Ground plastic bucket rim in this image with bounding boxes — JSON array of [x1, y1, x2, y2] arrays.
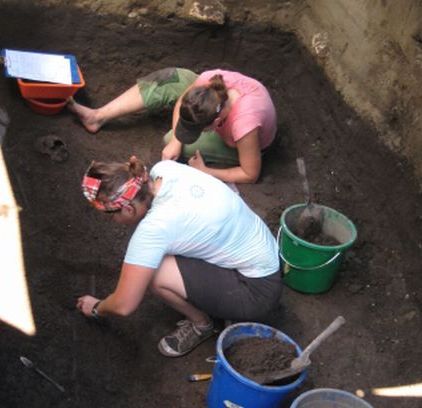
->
[[280, 203, 357, 252], [290, 387, 374, 407], [216, 322, 307, 393], [26, 97, 68, 115], [27, 98, 68, 107]]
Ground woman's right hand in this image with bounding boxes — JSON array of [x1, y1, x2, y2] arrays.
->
[[77, 295, 101, 318], [162, 138, 182, 161]]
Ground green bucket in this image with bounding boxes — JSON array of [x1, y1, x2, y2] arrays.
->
[[278, 204, 357, 294]]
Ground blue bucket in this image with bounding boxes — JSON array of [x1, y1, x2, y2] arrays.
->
[[290, 388, 374, 407], [207, 322, 307, 408]]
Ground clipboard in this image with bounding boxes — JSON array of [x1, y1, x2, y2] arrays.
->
[[1, 48, 81, 84]]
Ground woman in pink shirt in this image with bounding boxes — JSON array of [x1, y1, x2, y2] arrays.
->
[[68, 68, 277, 183]]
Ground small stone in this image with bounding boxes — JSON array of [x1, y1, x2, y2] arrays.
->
[[402, 310, 417, 321], [128, 11, 138, 18], [188, 0, 226, 25], [311, 32, 329, 57], [348, 283, 363, 294], [356, 389, 365, 398]]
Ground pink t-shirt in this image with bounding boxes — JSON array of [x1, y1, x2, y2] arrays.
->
[[194, 69, 277, 149]]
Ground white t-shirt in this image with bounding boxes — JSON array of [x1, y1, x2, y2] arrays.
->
[[124, 161, 279, 278]]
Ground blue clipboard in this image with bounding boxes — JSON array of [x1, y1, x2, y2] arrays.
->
[[1, 48, 81, 84]]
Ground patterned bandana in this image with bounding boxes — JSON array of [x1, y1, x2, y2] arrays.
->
[[82, 174, 144, 212]]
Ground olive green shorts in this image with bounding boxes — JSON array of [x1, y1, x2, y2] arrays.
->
[[163, 129, 239, 166], [138, 67, 239, 166], [137, 67, 198, 112]]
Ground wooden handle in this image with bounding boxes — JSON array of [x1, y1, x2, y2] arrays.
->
[[300, 316, 346, 359], [296, 157, 311, 204]]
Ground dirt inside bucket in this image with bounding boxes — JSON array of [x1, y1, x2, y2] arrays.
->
[[224, 337, 298, 385], [303, 231, 340, 246], [293, 222, 340, 246]]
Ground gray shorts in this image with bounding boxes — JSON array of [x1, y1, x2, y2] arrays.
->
[[176, 256, 282, 321]]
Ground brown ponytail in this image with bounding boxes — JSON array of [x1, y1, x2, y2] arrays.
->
[[208, 74, 228, 106], [126, 155, 147, 178], [87, 156, 148, 202], [180, 74, 228, 126]]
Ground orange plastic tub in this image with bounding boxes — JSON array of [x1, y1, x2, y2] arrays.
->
[[26, 98, 68, 115], [17, 66, 85, 100]]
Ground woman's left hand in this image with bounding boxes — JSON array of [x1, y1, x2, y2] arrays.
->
[[76, 295, 100, 317], [188, 150, 207, 172]]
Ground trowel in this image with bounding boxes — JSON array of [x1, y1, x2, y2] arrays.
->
[[255, 316, 346, 385], [295, 157, 324, 239], [20, 356, 65, 392]]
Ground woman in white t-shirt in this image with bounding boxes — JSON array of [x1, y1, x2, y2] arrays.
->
[[76, 156, 281, 357]]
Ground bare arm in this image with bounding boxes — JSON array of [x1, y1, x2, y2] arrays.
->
[[189, 128, 262, 184], [77, 263, 155, 317], [162, 83, 197, 160], [171, 82, 197, 133]]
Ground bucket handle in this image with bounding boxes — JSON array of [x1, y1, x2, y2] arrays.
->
[[279, 250, 342, 271], [205, 355, 217, 364], [277, 226, 342, 271]]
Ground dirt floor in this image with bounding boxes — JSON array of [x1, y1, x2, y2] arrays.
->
[[1, 1, 421, 407]]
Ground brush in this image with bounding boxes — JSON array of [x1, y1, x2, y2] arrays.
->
[[187, 373, 212, 382]]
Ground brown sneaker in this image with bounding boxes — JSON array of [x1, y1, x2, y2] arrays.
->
[[158, 320, 215, 357]]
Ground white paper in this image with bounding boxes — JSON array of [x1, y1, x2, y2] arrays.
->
[[5, 49, 72, 85]]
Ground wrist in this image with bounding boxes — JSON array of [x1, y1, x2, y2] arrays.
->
[[91, 300, 102, 319]]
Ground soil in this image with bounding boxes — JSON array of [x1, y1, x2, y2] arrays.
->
[[1, 1, 421, 408], [299, 228, 340, 247], [224, 337, 297, 384]]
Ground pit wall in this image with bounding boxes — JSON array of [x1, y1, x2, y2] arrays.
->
[[222, 0, 422, 186], [293, 0, 422, 187]]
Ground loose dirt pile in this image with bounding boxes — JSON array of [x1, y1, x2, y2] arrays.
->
[[224, 337, 297, 384]]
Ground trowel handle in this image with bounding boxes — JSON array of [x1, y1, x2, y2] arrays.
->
[[34, 367, 65, 392], [301, 316, 346, 359], [296, 157, 311, 204]]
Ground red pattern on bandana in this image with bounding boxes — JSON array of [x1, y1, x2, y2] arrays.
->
[[82, 175, 143, 212], [82, 176, 101, 202]]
